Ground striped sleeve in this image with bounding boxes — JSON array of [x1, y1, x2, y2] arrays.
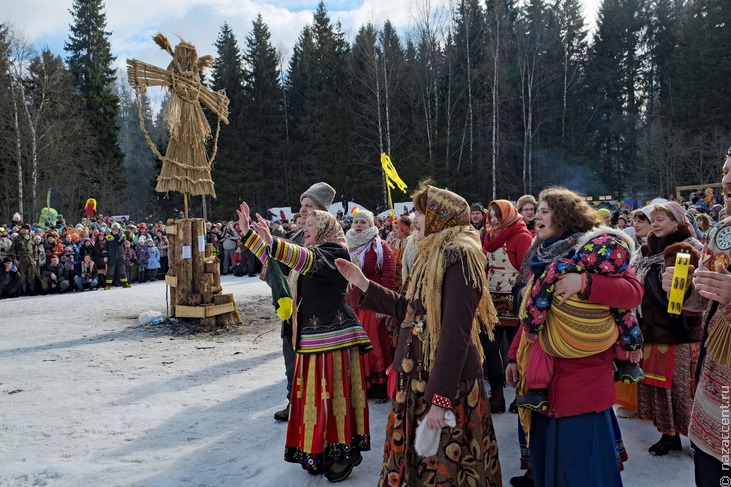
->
[[242, 230, 269, 264], [270, 237, 315, 275]]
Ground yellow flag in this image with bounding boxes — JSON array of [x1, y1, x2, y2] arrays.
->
[[381, 153, 407, 194]]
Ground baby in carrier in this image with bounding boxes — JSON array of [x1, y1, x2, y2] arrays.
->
[[517, 232, 644, 411]]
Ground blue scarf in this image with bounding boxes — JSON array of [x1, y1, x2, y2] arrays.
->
[[529, 233, 579, 278]]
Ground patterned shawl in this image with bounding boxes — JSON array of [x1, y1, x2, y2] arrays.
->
[[406, 186, 498, 372]]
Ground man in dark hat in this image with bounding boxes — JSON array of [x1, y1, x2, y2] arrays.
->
[[0, 257, 22, 298], [9, 224, 36, 295]]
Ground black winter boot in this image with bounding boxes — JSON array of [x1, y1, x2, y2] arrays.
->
[[488, 374, 506, 414], [649, 434, 682, 456]]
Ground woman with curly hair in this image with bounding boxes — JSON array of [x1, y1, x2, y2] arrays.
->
[[335, 182, 503, 486], [505, 186, 644, 487]]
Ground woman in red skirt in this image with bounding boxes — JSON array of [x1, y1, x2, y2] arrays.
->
[[346, 209, 396, 401], [238, 203, 372, 482]]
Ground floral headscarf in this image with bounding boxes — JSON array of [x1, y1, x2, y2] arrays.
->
[[408, 186, 498, 371], [423, 186, 470, 236], [308, 210, 346, 248]]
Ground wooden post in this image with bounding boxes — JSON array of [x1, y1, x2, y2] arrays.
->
[[191, 219, 205, 295], [183, 193, 189, 219], [164, 217, 241, 327], [176, 219, 193, 307], [200, 273, 214, 304], [167, 219, 179, 317]]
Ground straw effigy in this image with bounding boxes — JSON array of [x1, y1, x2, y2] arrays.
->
[[127, 33, 229, 198]]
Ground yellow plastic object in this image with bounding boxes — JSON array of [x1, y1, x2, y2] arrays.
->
[[276, 296, 293, 321], [667, 252, 691, 315]]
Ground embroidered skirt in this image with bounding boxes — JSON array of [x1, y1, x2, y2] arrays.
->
[[378, 378, 502, 487], [637, 341, 700, 436], [284, 348, 371, 473]]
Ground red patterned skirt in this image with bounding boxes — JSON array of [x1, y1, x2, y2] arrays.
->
[[285, 348, 371, 473], [357, 308, 393, 393]]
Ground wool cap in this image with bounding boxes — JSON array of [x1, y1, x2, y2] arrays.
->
[[597, 208, 611, 219], [353, 209, 375, 227], [516, 194, 537, 211], [470, 202, 485, 213], [300, 182, 335, 211]]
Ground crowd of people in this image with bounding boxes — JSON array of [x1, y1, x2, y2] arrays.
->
[[232, 172, 730, 486], [3, 165, 730, 486]]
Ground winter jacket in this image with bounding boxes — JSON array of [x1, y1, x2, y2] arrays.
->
[[637, 230, 704, 344], [146, 246, 161, 269], [10, 234, 35, 265], [0, 237, 12, 261], [79, 242, 94, 260], [43, 241, 64, 260], [508, 269, 644, 418], [134, 243, 149, 267], [91, 238, 106, 268], [60, 254, 75, 272], [221, 228, 239, 251], [104, 232, 126, 262], [41, 261, 67, 282], [483, 218, 533, 272], [0, 264, 22, 295], [154, 235, 169, 258], [77, 260, 98, 282]]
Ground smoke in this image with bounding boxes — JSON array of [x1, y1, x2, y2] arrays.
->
[[532, 148, 611, 197]]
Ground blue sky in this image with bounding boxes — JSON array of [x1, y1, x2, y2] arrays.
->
[[4, 1, 427, 72], [3, 0, 601, 100]]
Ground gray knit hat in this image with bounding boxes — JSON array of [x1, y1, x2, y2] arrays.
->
[[300, 182, 336, 211], [353, 209, 375, 227]]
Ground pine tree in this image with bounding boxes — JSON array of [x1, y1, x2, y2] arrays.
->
[[671, 0, 731, 134], [64, 0, 124, 211], [585, 0, 648, 196], [286, 2, 351, 206], [242, 14, 285, 213], [209, 22, 246, 219]]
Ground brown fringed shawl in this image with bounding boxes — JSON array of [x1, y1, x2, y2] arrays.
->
[[405, 186, 498, 372]]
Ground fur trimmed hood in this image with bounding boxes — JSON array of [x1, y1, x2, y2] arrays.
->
[[573, 225, 636, 256]]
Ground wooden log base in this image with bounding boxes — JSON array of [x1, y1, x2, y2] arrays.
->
[[175, 302, 235, 318], [163, 218, 242, 327]]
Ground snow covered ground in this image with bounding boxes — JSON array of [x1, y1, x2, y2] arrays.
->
[[0, 276, 695, 486]]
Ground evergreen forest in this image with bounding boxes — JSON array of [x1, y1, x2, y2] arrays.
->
[[1, 0, 729, 222]]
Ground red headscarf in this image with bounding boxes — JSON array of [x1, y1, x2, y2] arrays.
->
[[396, 217, 412, 236], [487, 200, 521, 237]]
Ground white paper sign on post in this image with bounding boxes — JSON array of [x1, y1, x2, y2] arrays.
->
[[198, 235, 206, 253], [182, 246, 192, 259]]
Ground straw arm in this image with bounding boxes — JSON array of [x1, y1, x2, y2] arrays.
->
[[126, 59, 173, 90], [199, 88, 229, 124]]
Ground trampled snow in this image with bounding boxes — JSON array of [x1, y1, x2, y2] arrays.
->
[[0, 276, 695, 486]]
